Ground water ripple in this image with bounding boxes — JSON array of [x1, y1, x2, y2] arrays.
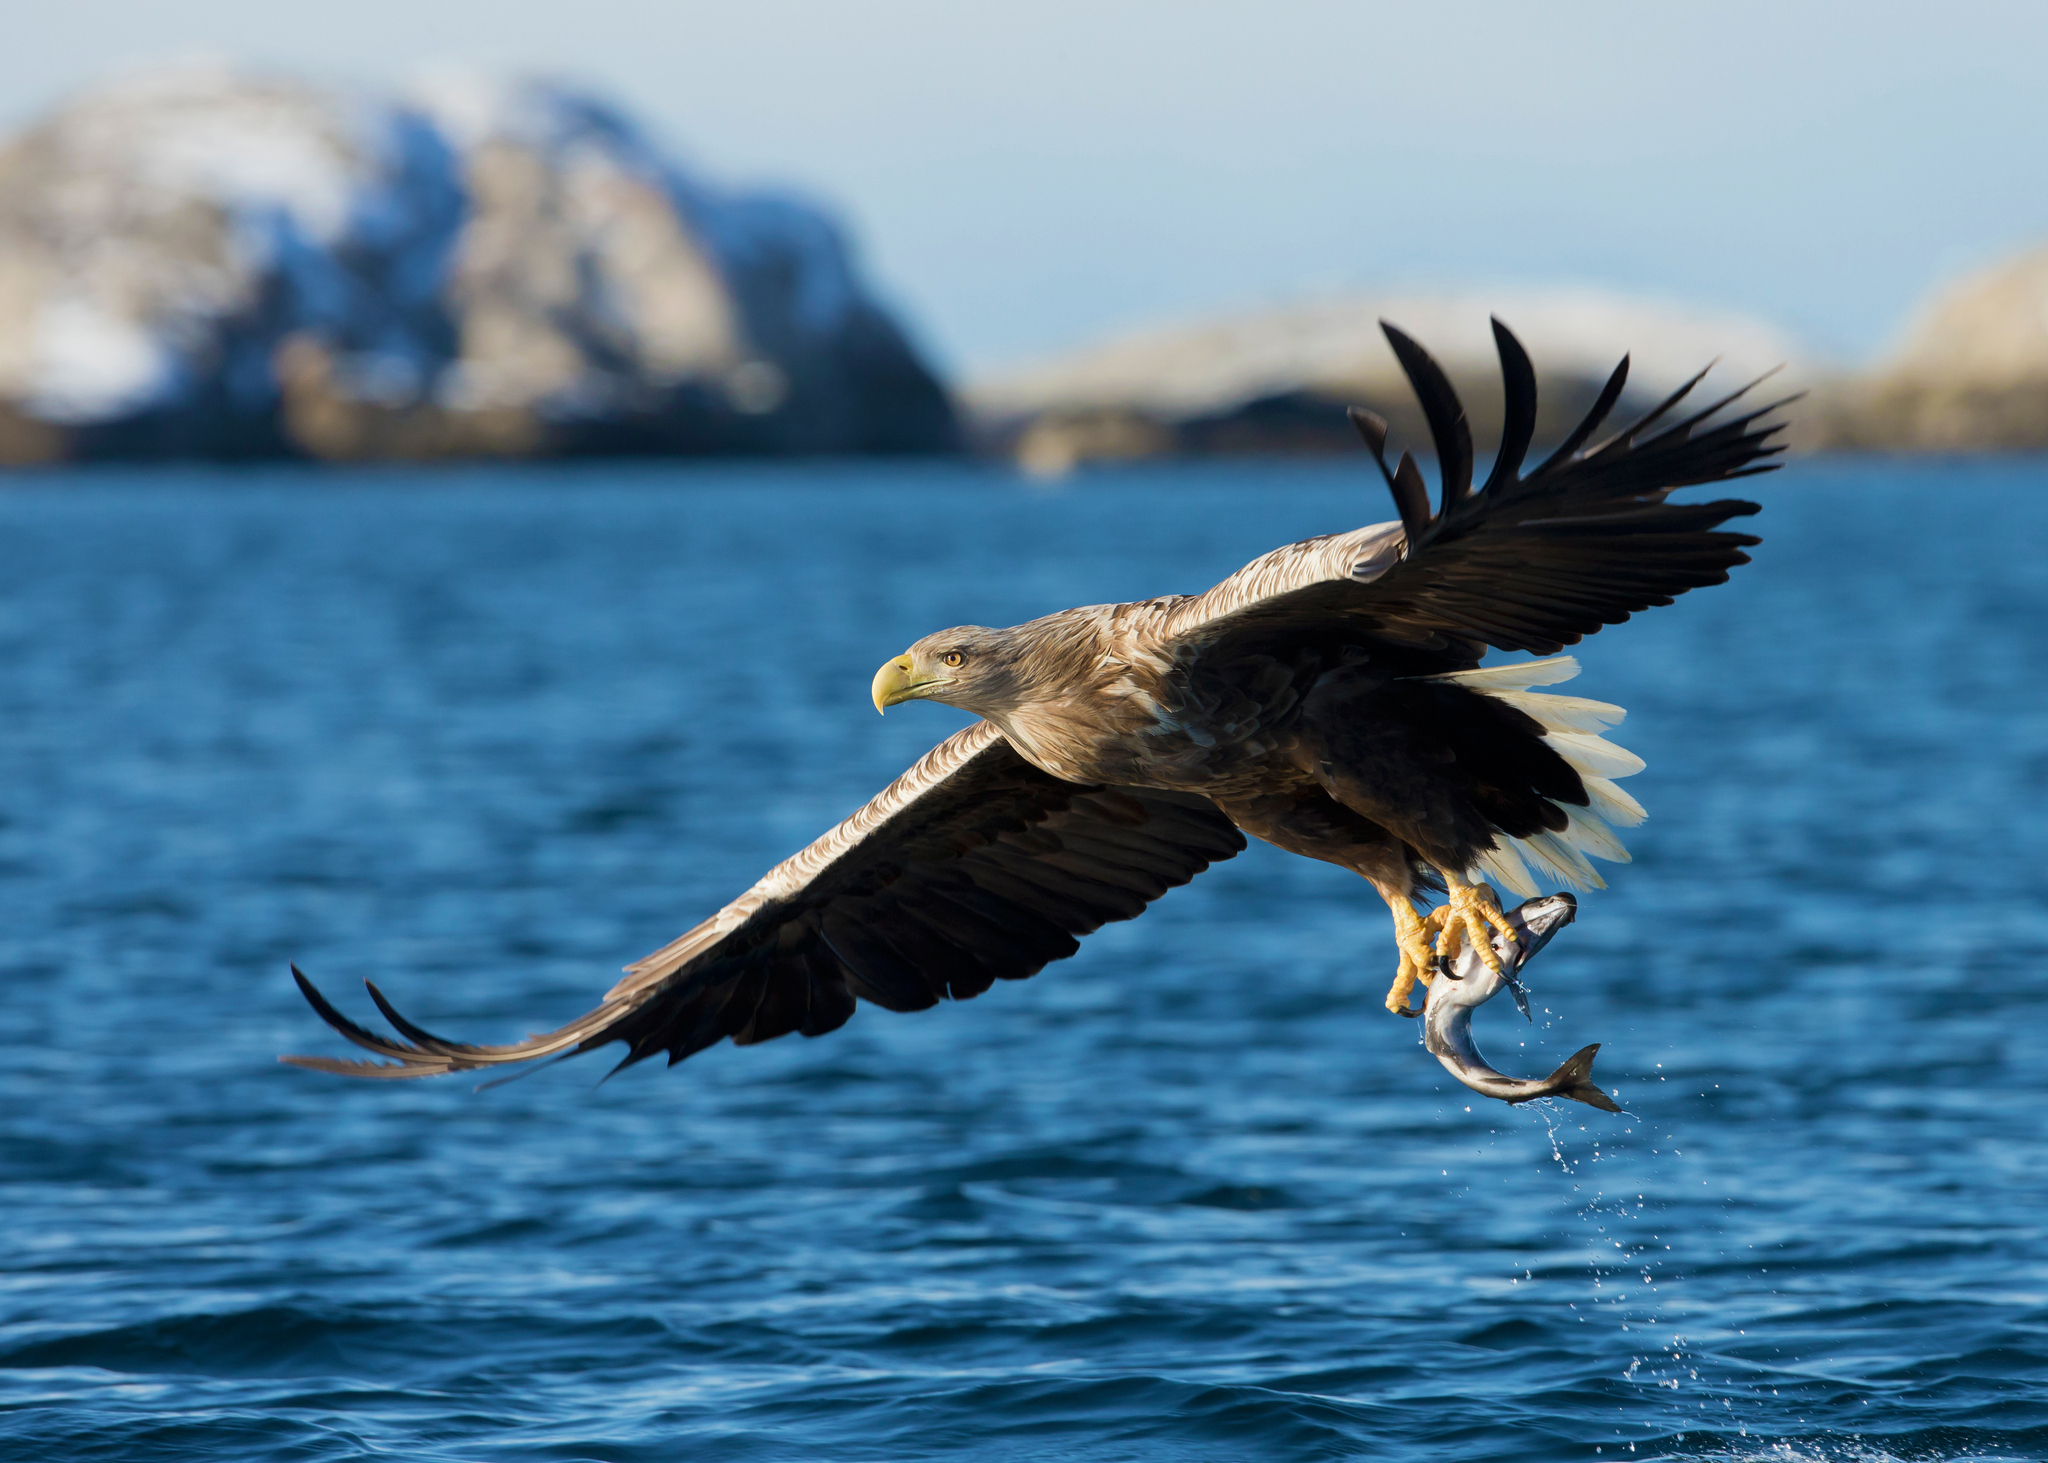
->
[[2, 459, 2046, 1459]]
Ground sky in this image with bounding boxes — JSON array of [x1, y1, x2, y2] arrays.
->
[[3, 0, 2045, 376]]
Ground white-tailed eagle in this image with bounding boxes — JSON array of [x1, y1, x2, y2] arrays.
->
[[286, 320, 1782, 1079]]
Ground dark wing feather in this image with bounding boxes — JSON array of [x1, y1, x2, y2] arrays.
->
[[1161, 319, 1785, 669], [1381, 321, 1474, 510], [1480, 317, 1538, 494], [1529, 353, 1632, 477], [1349, 407, 1432, 543], [282, 721, 1244, 1080]]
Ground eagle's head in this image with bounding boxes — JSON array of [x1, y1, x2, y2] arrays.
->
[[871, 625, 1034, 718]]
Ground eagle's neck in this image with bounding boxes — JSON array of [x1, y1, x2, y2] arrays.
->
[[977, 607, 1167, 785]]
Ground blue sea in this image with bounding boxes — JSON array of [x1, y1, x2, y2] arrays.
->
[[1, 457, 2045, 1462]]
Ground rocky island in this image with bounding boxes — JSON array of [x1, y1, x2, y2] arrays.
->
[[1799, 246, 2048, 452], [5, 66, 2044, 467], [0, 68, 956, 464], [965, 291, 1811, 475]]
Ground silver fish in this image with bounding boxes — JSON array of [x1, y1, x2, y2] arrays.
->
[[1418, 891, 1621, 1113]]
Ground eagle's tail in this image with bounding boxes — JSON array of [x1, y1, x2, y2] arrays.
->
[[1429, 657, 1642, 899]]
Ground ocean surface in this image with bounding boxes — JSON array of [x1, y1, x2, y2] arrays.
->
[[1, 456, 2045, 1462]]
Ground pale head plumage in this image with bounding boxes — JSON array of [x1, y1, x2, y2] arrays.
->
[[872, 625, 1027, 717], [872, 614, 1108, 720]]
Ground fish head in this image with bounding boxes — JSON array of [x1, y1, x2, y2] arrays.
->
[[1509, 893, 1577, 960], [1498, 892, 1576, 1020], [1433, 892, 1576, 1018]]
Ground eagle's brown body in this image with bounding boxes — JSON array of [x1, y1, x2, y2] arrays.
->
[[286, 321, 1784, 1080], [924, 589, 1585, 907]]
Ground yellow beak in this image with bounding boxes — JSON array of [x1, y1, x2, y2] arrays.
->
[[871, 654, 920, 714]]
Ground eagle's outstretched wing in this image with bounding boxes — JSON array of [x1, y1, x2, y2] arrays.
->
[[1159, 318, 1784, 670], [284, 721, 1244, 1079]]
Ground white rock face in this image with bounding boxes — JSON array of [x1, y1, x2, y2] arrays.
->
[[0, 67, 954, 460], [1882, 247, 2048, 387], [1797, 247, 2048, 451]]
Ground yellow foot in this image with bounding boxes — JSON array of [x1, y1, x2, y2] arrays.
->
[[1383, 903, 1441, 1017], [1441, 879, 1518, 976]]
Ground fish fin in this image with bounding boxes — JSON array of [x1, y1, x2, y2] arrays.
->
[[1528, 1043, 1622, 1113], [1502, 967, 1532, 1021]]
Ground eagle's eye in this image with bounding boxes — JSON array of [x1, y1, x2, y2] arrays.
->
[[942, 651, 966, 668]]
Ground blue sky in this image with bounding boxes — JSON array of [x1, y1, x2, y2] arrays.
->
[[5, 0, 2045, 374]]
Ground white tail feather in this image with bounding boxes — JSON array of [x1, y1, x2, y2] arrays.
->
[[1515, 830, 1607, 890], [1502, 835, 1576, 890], [1543, 731, 1646, 780], [1488, 690, 1626, 733], [1428, 655, 1580, 692], [1581, 775, 1646, 828], [1469, 840, 1540, 899], [1431, 658, 1649, 899], [1560, 803, 1633, 863]]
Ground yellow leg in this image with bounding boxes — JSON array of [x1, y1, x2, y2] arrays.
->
[[1439, 869, 1518, 976], [1382, 901, 1441, 1017], [1416, 904, 1449, 977]]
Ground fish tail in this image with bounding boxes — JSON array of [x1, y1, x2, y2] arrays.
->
[[1542, 1043, 1622, 1113]]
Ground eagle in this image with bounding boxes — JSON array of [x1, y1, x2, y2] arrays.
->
[[286, 320, 1783, 1080]]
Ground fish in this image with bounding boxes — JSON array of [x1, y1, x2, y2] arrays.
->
[[1416, 891, 1622, 1112]]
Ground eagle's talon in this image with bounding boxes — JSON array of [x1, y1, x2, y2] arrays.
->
[[1385, 961, 1428, 1015], [1443, 879, 1515, 977], [1434, 905, 1464, 966]]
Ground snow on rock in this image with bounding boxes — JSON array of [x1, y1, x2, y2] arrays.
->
[[0, 66, 954, 462]]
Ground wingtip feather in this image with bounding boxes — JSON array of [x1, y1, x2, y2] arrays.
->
[[364, 980, 477, 1055], [1353, 405, 1431, 541], [1482, 318, 1539, 494], [1381, 319, 1475, 509]]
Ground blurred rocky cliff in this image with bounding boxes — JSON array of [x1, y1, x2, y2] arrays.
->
[[965, 292, 1811, 476], [1798, 247, 2048, 452], [0, 69, 956, 464], [969, 259, 2048, 471]]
